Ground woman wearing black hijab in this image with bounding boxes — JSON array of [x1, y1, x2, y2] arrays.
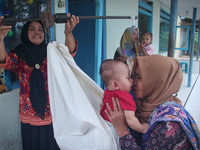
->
[[0, 14, 79, 150]]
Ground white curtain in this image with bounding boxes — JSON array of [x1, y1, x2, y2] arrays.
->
[[47, 41, 117, 150]]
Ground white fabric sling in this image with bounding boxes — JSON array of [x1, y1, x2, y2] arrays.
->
[[47, 41, 117, 150]]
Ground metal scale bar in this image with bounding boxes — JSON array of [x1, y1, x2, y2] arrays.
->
[[2, 13, 137, 26]]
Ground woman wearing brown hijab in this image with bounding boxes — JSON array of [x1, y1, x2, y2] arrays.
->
[[105, 55, 200, 149]]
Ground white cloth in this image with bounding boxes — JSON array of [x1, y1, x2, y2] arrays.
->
[[106, 121, 121, 150], [47, 41, 117, 150]]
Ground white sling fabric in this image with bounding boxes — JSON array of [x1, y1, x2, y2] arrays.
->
[[47, 41, 117, 150]]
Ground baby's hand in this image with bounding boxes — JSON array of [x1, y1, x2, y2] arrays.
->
[[142, 123, 149, 134], [141, 42, 146, 48], [136, 41, 143, 49], [136, 41, 141, 46]]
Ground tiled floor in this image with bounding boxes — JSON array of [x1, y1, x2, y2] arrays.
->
[[184, 75, 200, 128], [176, 58, 200, 129]]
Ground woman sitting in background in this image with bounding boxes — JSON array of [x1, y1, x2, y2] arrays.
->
[[114, 26, 140, 73]]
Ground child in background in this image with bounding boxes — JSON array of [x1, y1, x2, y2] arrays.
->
[[140, 31, 154, 55], [100, 59, 149, 149]]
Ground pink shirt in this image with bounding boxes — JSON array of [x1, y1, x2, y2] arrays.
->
[[144, 44, 154, 55]]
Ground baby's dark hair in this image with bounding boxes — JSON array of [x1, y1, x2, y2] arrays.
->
[[100, 59, 120, 87], [141, 31, 152, 39]]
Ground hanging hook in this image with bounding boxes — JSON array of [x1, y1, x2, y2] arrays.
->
[[131, 14, 136, 27]]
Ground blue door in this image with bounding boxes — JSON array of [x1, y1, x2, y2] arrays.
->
[[69, 0, 105, 85]]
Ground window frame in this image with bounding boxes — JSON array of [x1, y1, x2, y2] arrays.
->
[[175, 25, 190, 50]]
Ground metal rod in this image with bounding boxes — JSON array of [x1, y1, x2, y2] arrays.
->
[[2, 13, 137, 26], [78, 16, 133, 19], [13, 16, 135, 21], [2, 17, 41, 26], [12, 18, 41, 22]]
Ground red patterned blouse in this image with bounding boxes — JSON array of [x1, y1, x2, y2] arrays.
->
[[0, 47, 76, 126]]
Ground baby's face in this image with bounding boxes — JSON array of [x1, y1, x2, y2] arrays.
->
[[141, 34, 152, 46], [117, 63, 133, 93]]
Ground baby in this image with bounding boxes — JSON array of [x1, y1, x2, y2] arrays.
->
[[100, 59, 149, 148], [140, 31, 154, 55]]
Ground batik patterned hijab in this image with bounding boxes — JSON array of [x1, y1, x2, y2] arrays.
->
[[119, 27, 139, 57], [114, 27, 140, 73], [134, 55, 183, 123]]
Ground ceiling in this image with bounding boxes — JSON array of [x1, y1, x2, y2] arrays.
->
[[159, 0, 200, 20]]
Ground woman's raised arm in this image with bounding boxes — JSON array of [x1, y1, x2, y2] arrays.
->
[[0, 16, 12, 63]]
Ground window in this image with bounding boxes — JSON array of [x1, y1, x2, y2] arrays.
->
[[175, 26, 190, 50], [160, 22, 169, 51], [159, 8, 170, 52], [138, 0, 152, 36]]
